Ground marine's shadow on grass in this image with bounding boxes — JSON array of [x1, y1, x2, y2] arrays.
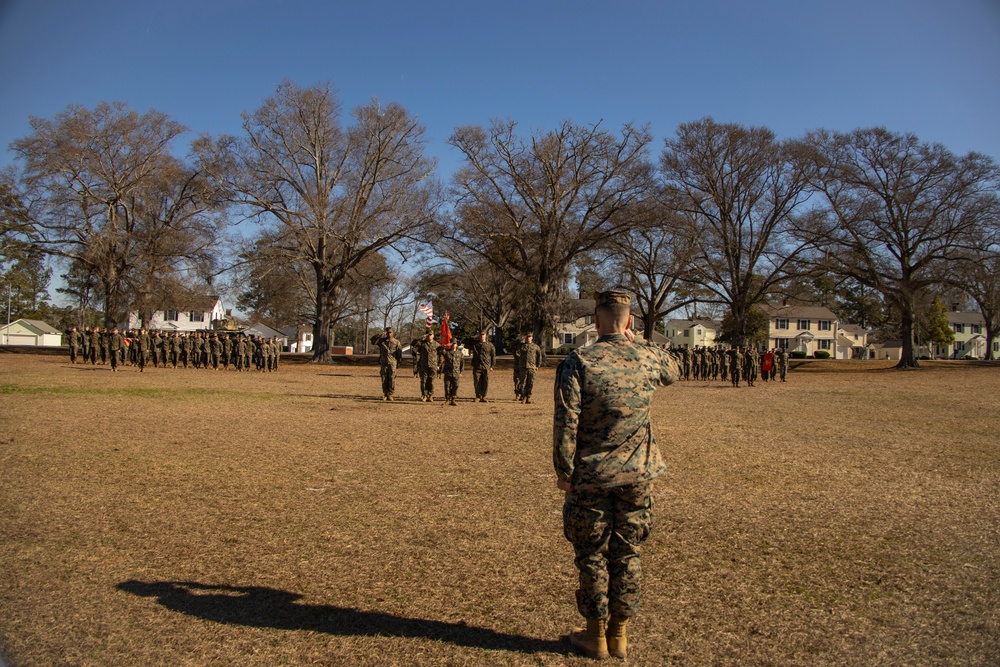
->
[[117, 580, 566, 655]]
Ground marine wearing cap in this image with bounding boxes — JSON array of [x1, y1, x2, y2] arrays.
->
[[594, 290, 632, 306]]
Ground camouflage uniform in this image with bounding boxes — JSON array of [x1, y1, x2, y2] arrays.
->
[[136, 331, 150, 372], [520, 339, 542, 403], [373, 330, 404, 400], [208, 335, 221, 369], [745, 348, 759, 386], [411, 336, 441, 401], [67, 328, 80, 363], [88, 328, 101, 365], [107, 329, 123, 371], [465, 333, 496, 402], [437, 344, 465, 404], [727, 347, 742, 387], [776, 348, 789, 382], [554, 291, 679, 625]]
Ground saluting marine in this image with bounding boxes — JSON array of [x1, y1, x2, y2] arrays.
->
[[553, 290, 680, 659]]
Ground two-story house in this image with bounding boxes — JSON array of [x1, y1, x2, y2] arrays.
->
[[125, 296, 227, 332], [763, 304, 860, 358], [937, 311, 990, 359], [664, 319, 720, 349]]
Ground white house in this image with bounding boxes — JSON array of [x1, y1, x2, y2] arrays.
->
[[282, 324, 314, 353], [664, 319, 721, 349], [937, 311, 991, 359], [0, 319, 63, 347], [836, 323, 870, 360], [550, 298, 598, 351], [125, 296, 227, 332], [763, 304, 868, 359]]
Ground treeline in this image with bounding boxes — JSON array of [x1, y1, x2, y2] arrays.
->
[[2, 80, 999, 366]]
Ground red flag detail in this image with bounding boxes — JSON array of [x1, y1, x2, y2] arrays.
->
[[439, 313, 452, 347]]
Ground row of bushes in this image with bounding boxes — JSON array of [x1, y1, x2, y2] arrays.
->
[[790, 350, 831, 359]]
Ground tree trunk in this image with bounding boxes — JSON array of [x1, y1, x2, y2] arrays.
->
[[896, 306, 920, 368], [311, 293, 333, 363]]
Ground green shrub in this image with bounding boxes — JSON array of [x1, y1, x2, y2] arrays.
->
[[790, 351, 808, 359], [814, 350, 831, 359]]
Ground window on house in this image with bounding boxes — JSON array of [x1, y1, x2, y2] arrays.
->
[[955, 342, 965, 352], [819, 320, 831, 331], [164, 310, 179, 321], [994, 342, 999, 353], [971, 324, 982, 334], [189, 311, 205, 322], [584, 315, 593, 325], [953, 323, 964, 334], [797, 319, 811, 330], [776, 319, 789, 330], [695, 329, 702, 336], [562, 333, 576, 345], [776, 338, 789, 349], [683, 330, 690, 337], [818, 339, 832, 350]]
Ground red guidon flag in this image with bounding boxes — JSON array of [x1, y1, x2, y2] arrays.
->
[[439, 313, 452, 347]]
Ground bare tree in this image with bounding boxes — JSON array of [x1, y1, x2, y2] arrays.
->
[[11, 102, 225, 327], [447, 119, 654, 345], [660, 118, 816, 347], [607, 197, 699, 339], [203, 81, 439, 361], [804, 127, 1000, 367]]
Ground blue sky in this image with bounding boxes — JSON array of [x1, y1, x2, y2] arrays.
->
[[2, 0, 999, 182]]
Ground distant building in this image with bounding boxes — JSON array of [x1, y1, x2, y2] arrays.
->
[[125, 296, 227, 332], [936, 311, 991, 359], [282, 324, 314, 353], [0, 318, 63, 347], [762, 304, 868, 359], [242, 322, 287, 348], [549, 298, 598, 351], [663, 319, 721, 349]]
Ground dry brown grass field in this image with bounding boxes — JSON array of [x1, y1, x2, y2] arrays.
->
[[0, 352, 998, 667]]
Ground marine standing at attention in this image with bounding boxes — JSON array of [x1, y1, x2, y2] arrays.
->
[[437, 342, 465, 406], [465, 330, 496, 402], [411, 332, 441, 402], [519, 334, 542, 404], [553, 290, 679, 660], [372, 327, 404, 401]]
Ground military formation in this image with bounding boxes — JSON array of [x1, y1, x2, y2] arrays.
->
[[65, 326, 282, 372], [672, 343, 789, 386]]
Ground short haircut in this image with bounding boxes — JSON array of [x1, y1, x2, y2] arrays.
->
[[595, 302, 631, 325]]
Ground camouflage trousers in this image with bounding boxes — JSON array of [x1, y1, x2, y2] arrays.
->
[[563, 481, 653, 620], [472, 367, 490, 398], [380, 364, 397, 396], [442, 373, 460, 400], [522, 369, 537, 398], [418, 369, 436, 397]]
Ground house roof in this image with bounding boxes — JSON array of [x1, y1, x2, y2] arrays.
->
[[665, 318, 720, 330], [840, 323, 867, 336], [243, 322, 284, 339], [947, 311, 985, 325], [762, 304, 839, 320], [0, 318, 61, 335]]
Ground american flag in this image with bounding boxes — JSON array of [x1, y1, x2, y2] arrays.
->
[[419, 301, 433, 330]]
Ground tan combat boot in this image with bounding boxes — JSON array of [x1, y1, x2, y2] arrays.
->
[[606, 616, 628, 659], [569, 618, 609, 660]]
